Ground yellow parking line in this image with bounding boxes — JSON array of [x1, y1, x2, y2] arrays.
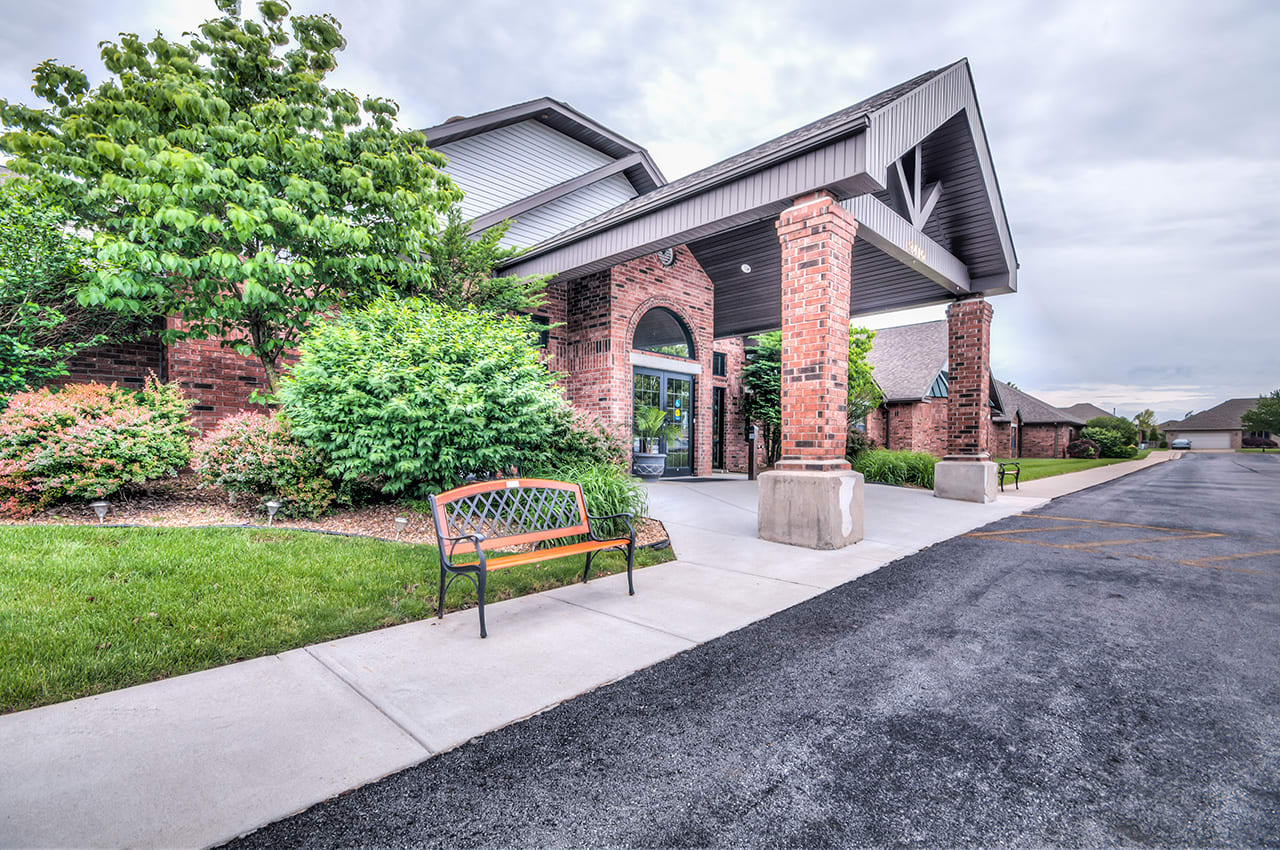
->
[[1059, 533, 1222, 549], [1180, 549, 1280, 569], [966, 526, 1082, 537], [1023, 514, 1212, 534]]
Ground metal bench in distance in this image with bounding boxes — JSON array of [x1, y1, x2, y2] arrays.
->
[[997, 461, 1020, 492], [427, 478, 637, 638]]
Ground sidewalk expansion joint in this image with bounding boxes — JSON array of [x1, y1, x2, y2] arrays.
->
[[544, 595, 701, 645], [302, 646, 435, 755], [673, 557, 832, 589]]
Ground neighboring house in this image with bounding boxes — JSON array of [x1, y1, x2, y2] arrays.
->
[[1062, 402, 1111, 422], [55, 58, 1020, 478], [990, 381, 1085, 459], [1163, 398, 1265, 450], [863, 322, 1082, 458]]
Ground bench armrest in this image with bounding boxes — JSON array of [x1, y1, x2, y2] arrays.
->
[[586, 512, 636, 543], [440, 533, 486, 566]]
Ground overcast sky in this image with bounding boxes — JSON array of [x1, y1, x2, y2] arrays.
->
[[2, 0, 1277, 422]]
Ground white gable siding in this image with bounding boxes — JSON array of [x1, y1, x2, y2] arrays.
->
[[436, 120, 617, 219], [500, 174, 637, 249]]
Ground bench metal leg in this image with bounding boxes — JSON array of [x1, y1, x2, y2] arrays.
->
[[582, 551, 596, 583], [626, 542, 635, 596], [437, 565, 447, 620], [476, 569, 487, 639]]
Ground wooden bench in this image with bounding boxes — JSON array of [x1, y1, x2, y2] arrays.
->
[[427, 478, 636, 638], [997, 461, 1020, 492]]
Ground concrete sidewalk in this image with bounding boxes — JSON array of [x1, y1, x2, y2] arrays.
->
[[2, 479, 1058, 849], [1008, 449, 1177, 499]]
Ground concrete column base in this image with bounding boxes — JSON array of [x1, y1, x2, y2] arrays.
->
[[758, 469, 865, 549], [933, 459, 998, 503]]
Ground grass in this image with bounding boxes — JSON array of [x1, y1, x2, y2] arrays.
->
[[1238, 448, 1277, 453], [994, 449, 1152, 483], [0, 526, 672, 714]]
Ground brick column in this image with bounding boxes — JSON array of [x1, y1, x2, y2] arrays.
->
[[945, 296, 994, 458], [773, 190, 857, 472], [758, 190, 864, 549]]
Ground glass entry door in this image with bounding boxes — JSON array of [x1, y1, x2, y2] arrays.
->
[[633, 368, 693, 477]]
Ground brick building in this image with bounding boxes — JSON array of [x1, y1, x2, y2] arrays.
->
[[58, 58, 1020, 541]]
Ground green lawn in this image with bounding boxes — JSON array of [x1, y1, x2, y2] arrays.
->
[[1238, 448, 1278, 453], [994, 449, 1152, 483], [0, 526, 671, 714]]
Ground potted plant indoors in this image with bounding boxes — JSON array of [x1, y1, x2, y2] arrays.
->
[[633, 405, 680, 481]]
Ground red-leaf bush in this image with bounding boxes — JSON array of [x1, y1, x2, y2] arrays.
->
[[193, 412, 335, 518], [0, 378, 192, 517], [1243, 435, 1277, 449], [1067, 438, 1101, 459]]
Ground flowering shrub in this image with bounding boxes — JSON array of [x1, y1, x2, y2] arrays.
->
[[193, 412, 335, 518], [0, 378, 192, 517]]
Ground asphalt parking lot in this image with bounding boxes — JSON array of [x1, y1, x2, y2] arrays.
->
[[229, 453, 1279, 848]]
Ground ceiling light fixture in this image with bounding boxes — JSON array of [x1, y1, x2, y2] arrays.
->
[[740, 263, 752, 273]]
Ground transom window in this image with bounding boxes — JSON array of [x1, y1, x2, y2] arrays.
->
[[633, 307, 694, 359]]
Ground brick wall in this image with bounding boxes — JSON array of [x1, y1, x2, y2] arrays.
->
[[774, 190, 856, 471], [865, 406, 887, 447], [59, 331, 166, 389], [992, 421, 1013, 458], [946, 297, 994, 457], [165, 337, 271, 432], [1021, 424, 1076, 458]]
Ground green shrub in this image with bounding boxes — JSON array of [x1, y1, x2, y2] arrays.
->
[[846, 429, 876, 460], [1159, 439, 1169, 449], [193, 412, 336, 518], [1084, 415, 1139, 446], [524, 413, 627, 471], [852, 449, 937, 488], [280, 299, 570, 497], [1067, 438, 1100, 459], [1081, 427, 1137, 459], [0, 378, 192, 517], [525, 460, 648, 540]]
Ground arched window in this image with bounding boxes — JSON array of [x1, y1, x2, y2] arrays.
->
[[633, 307, 694, 359]]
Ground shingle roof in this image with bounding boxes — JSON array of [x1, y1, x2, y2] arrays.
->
[[865, 320, 949, 402], [992, 381, 1085, 426], [1062, 402, 1111, 421], [523, 64, 954, 252], [1164, 398, 1258, 431]]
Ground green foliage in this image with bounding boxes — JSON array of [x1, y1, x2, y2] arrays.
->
[[523, 413, 627, 471], [852, 449, 937, 488], [741, 326, 880, 466], [0, 379, 192, 516], [1242, 389, 1280, 436], [279, 298, 569, 497], [1159, 439, 1169, 449], [845, 429, 877, 459], [0, 179, 148, 401], [1133, 408, 1157, 436], [418, 206, 548, 315], [192, 411, 334, 517], [0, 1, 460, 393], [1084, 415, 1139, 446], [634, 405, 680, 453], [1081, 426, 1137, 459]]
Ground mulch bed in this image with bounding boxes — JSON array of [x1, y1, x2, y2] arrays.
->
[[4, 473, 671, 548]]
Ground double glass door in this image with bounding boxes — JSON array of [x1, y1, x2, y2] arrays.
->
[[633, 368, 693, 476]]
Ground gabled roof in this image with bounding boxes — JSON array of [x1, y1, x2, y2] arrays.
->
[[419, 97, 665, 193], [1062, 402, 1112, 421], [866, 320, 949, 402], [992, 381, 1085, 426], [1164, 398, 1258, 431]]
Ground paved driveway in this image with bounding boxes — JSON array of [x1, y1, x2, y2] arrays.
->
[[230, 454, 1279, 848]]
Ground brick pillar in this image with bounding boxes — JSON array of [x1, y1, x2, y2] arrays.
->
[[773, 190, 857, 472], [945, 296, 994, 458], [758, 191, 864, 549]]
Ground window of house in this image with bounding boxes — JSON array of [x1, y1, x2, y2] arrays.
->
[[529, 314, 550, 349], [633, 307, 694, 359], [712, 352, 727, 376]]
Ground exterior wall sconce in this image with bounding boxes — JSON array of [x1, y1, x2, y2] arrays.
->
[[89, 500, 110, 524], [264, 500, 282, 525]]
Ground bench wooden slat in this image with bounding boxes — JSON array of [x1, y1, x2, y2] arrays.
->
[[465, 538, 633, 571]]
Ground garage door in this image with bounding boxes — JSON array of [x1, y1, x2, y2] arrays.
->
[[1186, 431, 1233, 449]]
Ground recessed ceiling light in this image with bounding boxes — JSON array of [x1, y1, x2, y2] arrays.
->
[[740, 263, 752, 273]]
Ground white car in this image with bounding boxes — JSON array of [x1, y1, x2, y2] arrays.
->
[[1170, 438, 1191, 450]]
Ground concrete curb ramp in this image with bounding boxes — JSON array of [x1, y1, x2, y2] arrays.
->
[[0, 461, 1176, 849]]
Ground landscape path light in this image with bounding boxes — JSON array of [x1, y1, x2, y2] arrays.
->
[[394, 517, 409, 539], [89, 500, 110, 524], [264, 500, 282, 526]]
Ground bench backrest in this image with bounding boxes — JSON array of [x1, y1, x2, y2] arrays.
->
[[428, 478, 589, 551]]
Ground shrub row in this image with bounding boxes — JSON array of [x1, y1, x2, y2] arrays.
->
[[1081, 426, 1137, 459], [852, 449, 937, 488]]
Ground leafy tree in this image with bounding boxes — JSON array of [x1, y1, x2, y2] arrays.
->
[[420, 206, 547, 315], [0, 0, 460, 395], [0, 178, 146, 401], [1242, 390, 1280, 437], [1133, 408, 1156, 436], [1084, 415, 1139, 446], [741, 327, 880, 466]]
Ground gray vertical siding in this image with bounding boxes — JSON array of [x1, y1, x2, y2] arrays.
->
[[437, 120, 618, 219]]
